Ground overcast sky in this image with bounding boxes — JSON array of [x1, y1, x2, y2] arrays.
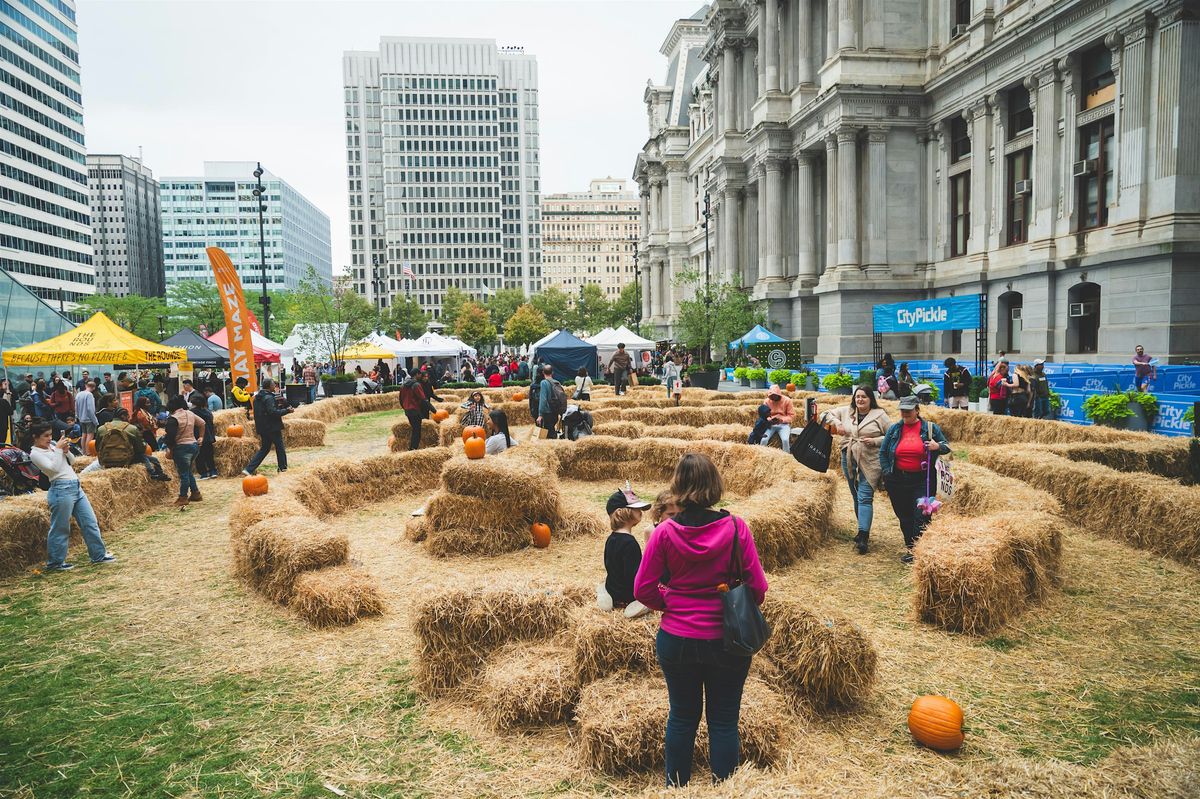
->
[[77, 0, 702, 274]]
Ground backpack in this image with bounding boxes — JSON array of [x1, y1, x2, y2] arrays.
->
[[548, 380, 567, 416], [96, 423, 134, 468], [877, 375, 890, 396]]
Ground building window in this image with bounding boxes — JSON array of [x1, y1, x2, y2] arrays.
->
[[1007, 86, 1033, 138], [949, 117, 970, 162], [1081, 45, 1116, 109], [950, 172, 970, 257], [1006, 148, 1032, 245], [1067, 282, 1101, 354], [953, 0, 970, 29], [999, 291, 1023, 353], [1078, 117, 1114, 230]]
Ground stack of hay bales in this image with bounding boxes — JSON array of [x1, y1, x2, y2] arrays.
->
[[591, 421, 752, 444], [213, 408, 326, 449], [213, 436, 261, 477], [387, 418, 443, 451], [1048, 438, 1192, 479], [290, 449, 452, 518], [212, 407, 249, 431], [913, 460, 1062, 634], [282, 417, 326, 448], [923, 407, 1155, 447], [973, 445, 1200, 568], [0, 495, 53, 577]]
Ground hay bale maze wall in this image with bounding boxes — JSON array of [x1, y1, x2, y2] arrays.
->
[[972, 446, 1200, 567], [387, 418, 443, 451]]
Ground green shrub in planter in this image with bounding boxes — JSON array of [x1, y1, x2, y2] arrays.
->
[[1083, 390, 1158, 427], [968, 375, 988, 402], [1050, 392, 1062, 412], [822, 372, 855, 392], [1185, 406, 1194, 424], [733, 367, 748, 381], [858, 369, 877, 386], [321, 373, 356, 383], [687, 362, 720, 374], [768, 368, 793, 388], [637, 375, 662, 386], [746, 367, 767, 382]]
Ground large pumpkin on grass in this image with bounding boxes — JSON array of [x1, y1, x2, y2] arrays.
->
[[908, 695, 964, 751], [511, 391, 526, 402], [242, 474, 269, 497], [464, 436, 486, 460], [462, 426, 486, 442], [226, 425, 244, 438], [87, 440, 96, 456], [432, 409, 449, 422], [530, 522, 551, 548]]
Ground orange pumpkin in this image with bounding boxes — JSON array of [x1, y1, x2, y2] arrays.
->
[[145, 444, 153, 456], [432, 409, 449, 422], [242, 474, 269, 497], [530, 522, 551, 548], [86, 440, 96, 456], [511, 391, 526, 402], [785, 383, 796, 392], [226, 425, 244, 438], [464, 436, 486, 460], [462, 425, 486, 442], [908, 695, 964, 751]]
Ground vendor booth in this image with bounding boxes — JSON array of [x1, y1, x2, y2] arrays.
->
[[589, 325, 657, 368], [533, 330, 598, 384]]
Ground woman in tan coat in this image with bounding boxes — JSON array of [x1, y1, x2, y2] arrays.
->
[[822, 386, 891, 554]]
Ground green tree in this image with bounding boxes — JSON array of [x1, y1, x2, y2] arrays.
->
[[530, 286, 572, 331], [74, 293, 168, 340], [454, 300, 498, 351], [382, 296, 431, 340], [485, 287, 526, 330], [440, 286, 467, 329], [571, 283, 612, 336], [609, 282, 642, 332], [674, 271, 764, 363], [166, 280, 225, 335], [289, 266, 376, 365], [504, 303, 550, 348]]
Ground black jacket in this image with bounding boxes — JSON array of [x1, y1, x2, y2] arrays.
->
[[252, 389, 289, 436], [192, 406, 216, 444]]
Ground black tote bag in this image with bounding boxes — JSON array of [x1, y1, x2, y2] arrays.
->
[[792, 420, 833, 473], [722, 518, 772, 657]]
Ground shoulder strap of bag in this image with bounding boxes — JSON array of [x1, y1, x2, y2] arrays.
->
[[726, 517, 746, 585]]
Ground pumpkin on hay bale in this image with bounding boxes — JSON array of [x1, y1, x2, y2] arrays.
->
[[761, 596, 878, 711], [288, 564, 384, 627], [242, 474, 269, 496], [388, 418, 442, 451], [478, 642, 579, 731], [575, 675, 788, 775], [226, 424, 245, 438]]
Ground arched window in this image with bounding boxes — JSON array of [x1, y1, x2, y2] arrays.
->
[[998, 291, 1023, 353], [1067, 282, 1101, 354]]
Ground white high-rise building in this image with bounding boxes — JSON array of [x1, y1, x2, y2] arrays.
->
[[0, 0, 94, 307], [542, 178, 640, 299], [159, 162, 333, 292], [343, 37, 541, 320], [87, 154, 165, 298]]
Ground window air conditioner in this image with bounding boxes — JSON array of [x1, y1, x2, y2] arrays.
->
[[1068, 302, 1097, 317], [952, 23, 969, 38], [1072, 159, 1097, 178], [1011, 307, 1023, 321], [1015, 180, 1033, 195]]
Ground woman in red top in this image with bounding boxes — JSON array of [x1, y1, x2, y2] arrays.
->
[[987, 362, 1013, 415], [487, 371, 503, 388], [879, 395, 950, 563]]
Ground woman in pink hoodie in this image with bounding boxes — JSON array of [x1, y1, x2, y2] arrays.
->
[[633, 453, 769, 787]]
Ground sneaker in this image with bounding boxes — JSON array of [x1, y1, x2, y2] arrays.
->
[[278, 468, 287, 473], [854, 532, 869, 556], [241, 470, 252, 477], [151, 474, 171, 482], [90, 553, 117, 565], [208, 472, 219, 479], [189, 492, 203, 503], [198, 474, 211, 480], [900, 552, 914, 564], [44, 563, 74, 572]]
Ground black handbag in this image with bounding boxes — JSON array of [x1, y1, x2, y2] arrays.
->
[[721, 518, 772, 656], [792, 420, 833, 473]]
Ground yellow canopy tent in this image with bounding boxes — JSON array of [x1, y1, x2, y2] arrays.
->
[[2, 312, 187, 366], [339, 341, 396, 360]]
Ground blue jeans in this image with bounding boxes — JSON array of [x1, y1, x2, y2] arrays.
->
[[46, 480, 108, 566], [1032, 397, 1050, 419], [306, 384, 317, 404], [245, 429, 287, 473], [655, 628, 752, 787], [842, 458, 875, 535], [760, 423, 791, 454], [172, 442, 199, 498]]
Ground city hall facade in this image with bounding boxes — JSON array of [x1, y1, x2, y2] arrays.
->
[[633, 1, 1199, 363]]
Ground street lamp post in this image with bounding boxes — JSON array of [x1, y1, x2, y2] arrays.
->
[[631, 235, 641, 334], [252, 163, 271, 338], [371, 255, 385, 333], [157, 315, 166, 340], [701, 190, 712, 364]]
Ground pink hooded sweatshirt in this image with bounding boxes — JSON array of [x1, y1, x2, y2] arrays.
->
[[633, 514, 769, 640]]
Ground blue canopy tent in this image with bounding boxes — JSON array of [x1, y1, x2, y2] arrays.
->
[[729, 324, 787, 348], [533, 330, 598, 384]]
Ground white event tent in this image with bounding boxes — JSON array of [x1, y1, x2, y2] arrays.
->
[[588, 325, 657, 366]]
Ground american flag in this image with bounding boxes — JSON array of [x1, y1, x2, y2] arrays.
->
[[401, 262, 414, 278]]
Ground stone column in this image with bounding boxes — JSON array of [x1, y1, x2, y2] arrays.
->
[[796, 0, 814, 86], [990, 92, 1008, 250], [1058, 57, 1078, 237], [742, 41, 757, 126], [757, 9, 767, 96], [824, 133, 838, 273], [723, 186, 741, 282], [651, 179, 664, 234], [966, 100, 991, 255], [763, 157, 785, 279], [836, 126, 860, 268], [933, 123, 948, 261], [916, 128, 931, 263], [723, 46, 738, 133], [639, 188, 649, 234], [839, 0, 860, 52], [864, 127, 888, 267], [640, 257, 652, 322], [745, 184, 759, 285], [652, 262, 666, 318], [1113, 17, 1153, 228], [825, 0, 838, 63], [795, 150, 818, 279], [666, 170, 683, 233], [765, 0, 781, 92], [1026, 62, 1059, 243]]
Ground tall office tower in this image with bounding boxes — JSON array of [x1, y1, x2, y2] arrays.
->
[[542, 178, 640, 299], [343, 38, 541, 321], [87, 154, 165, 297], [0, 0, 94, 309], [159, 161, 333, 292]]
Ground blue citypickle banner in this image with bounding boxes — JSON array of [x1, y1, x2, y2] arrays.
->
[[872, 295, 982, 333]]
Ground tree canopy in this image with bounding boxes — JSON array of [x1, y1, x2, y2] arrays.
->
[[166, 281, 225, 336], [74, 293, 167, 341], [503, 303, 550, 348], [454, 301, 498, 350], [529, 286, 572, 331], [674, 271, 764, 363], [440, 286, 467, 330], [485, 287, 526, 330]]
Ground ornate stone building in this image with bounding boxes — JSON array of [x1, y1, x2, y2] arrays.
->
[[634, 0, 1199, 363]]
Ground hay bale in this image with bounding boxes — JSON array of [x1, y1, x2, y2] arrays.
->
[[575, 675, 788, 775], [571, 609, 658, 685], [413, 584, 585, 696], [214, 436, 261, 477], [388, 418, 442, 451], [235, 518, 349, 602], [0, 495, 52, 577], [441, 455, 560, 525], [71, 455, 95, 472], [914, 510, 1061, 635], [212, 408, 249, 432], [762, 597, 878, 711], [924, 407, 1158, 447], [289, 565, 384, 627], [737, 475, 835, 571], [948, 460, 1062, 517], [422, 493, 532, 557], [291, 449, 452, 518], [282, 418, 327, 448], [478, 642, 579, 730], [1049, 438, 1192, 479], [557, 506, 608, 540], [404, 514, 428, 543]]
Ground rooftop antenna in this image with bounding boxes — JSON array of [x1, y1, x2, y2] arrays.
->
[[136, 145, 143, 163]]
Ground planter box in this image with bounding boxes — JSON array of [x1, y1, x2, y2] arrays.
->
[[804, 376, 816, 391], [1114, 401, 1150, 431], [749, 378, 767, 389], [284, 383, 310, 406], [322, 380, 357, 396], [831, 387, 852, 395], [689, 371, 720, 391], [739, 377, 750, 387]]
